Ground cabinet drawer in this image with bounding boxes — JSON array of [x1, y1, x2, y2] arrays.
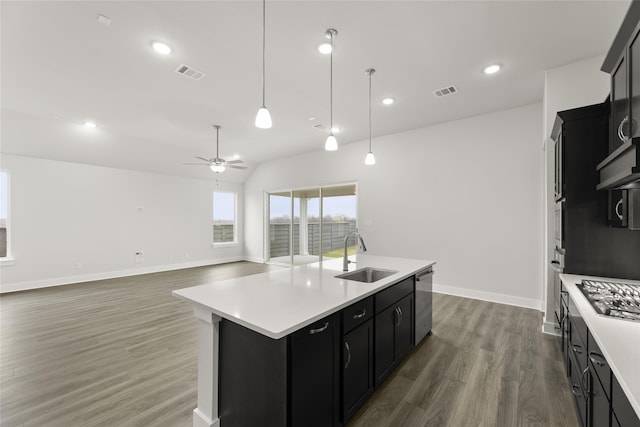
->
[[569, 316, 588, 372], [568, 294, 588, 350], [342, 297, 373, 334], [375, 277, 414, 314], [568, 350, 589, 427], [588, 330, 611, 400]]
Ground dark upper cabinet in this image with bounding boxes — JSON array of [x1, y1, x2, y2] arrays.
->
[[599, 2, 640, 191], [612, 55, 629, 151]]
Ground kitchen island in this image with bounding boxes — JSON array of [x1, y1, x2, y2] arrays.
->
[[173, 255, 435, 427]]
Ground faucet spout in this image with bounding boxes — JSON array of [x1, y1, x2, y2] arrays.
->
[[343, 230, 367, 271]]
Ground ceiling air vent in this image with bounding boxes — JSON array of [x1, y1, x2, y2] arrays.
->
[[433, 85, 458, 98], [175, 64, 206, 81]]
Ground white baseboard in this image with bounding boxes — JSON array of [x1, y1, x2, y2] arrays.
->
[[433, 282, 543, 311], [541, 320, 560, 336], [242, 256, 265, 264], [0, 256, 245, 294]]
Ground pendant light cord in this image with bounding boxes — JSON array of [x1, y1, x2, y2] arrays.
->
[[261, 0, 266, 107], [329, 34, 333, 131], [368, 71, 372, 151]]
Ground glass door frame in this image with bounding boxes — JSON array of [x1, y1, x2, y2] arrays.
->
[[264, 181, 357, 266]]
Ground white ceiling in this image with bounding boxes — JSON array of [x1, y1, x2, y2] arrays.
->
[[0, 1, 630, 183]]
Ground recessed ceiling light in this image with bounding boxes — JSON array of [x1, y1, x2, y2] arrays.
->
[[318, 43, 332, 54], [382, 98, 395, 105], [484, 64, 501, 74], [152, 41, 172, 55], [233, 154, 240, 159], [84, 121, 97, 128], [331, 127, 340, 133], [309, 116, 316, 121]]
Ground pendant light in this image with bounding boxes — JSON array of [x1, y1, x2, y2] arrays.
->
[[255, 0, 272, 129], [364, 68, 376, 165], [324, 28, 338, 151]]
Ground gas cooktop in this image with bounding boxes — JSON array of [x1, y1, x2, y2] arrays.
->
[[576, 280, 640, 322]]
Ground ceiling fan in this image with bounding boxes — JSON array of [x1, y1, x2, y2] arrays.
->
[[184, 125, 247, 173]]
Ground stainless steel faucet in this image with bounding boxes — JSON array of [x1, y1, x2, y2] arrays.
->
[[343, 229, 367, 271]]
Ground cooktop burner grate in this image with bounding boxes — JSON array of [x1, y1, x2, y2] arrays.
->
[[576, 280, 640, 322]]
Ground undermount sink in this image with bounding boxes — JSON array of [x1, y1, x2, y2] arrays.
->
[[335, 267, 398, 283]]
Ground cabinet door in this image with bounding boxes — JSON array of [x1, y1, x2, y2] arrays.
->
[[374, 303, 396, 387], [631, 28, 640, 139], [394, 294, 414, 362], [612, 374, 640, 427], [342, 319, 374, 423], [612, 55, 629, 152], [289, 314, 340, 427], [374, 294, 415, 387], [590, 362, 610, 427]]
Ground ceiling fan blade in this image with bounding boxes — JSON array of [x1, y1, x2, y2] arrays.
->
[[226, 159, 244, 165], [227, 165, 248, 170], [195, 156, 212, 163], [183, 163, 211, 166]]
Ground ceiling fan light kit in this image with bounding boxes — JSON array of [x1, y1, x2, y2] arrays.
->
[[184, 125, 247, 174], [255, 0, 272, 129]]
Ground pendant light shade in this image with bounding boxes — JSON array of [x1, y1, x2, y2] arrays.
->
[[255, 106, 272, 128], [255, 0, 272, 129], [325, 134, 338, 151], [365, 68, 376, 165], [365, 151, 376, 165], [325, 29, 338, 151]]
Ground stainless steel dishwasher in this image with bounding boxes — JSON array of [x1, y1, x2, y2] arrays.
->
[[415, 267, 434, 344]]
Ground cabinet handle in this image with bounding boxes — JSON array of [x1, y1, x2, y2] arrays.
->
[[309, 322, 329, 335], [589, 352, 607, 368], [344, 341, 351, 369], [398, 307, 403, 326], [571, 343, 583, 354], [581, 367, 590, 394], [571, 384, 583, 398], [394, 307, 400, 327], [618, 116, 630, 142], [615, 198, 624, 220], [353, 309, 367, 319]]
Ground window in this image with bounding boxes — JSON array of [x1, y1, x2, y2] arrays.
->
[[0, 171, 9, 259], [213, 191, 236, 245]]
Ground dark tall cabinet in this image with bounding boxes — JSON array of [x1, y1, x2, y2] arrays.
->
[[551, 102, 640, 296]]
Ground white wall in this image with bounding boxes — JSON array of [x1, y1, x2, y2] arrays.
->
[[245, 103, 544, 309], [541, 55, 610, 332], [0, 155, 243, 292]]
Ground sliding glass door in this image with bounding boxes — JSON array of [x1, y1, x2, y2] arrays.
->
[[267, 184, 356, 266]]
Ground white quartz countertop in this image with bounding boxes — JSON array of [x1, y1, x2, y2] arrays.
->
[[173, 255, 435, 339], [560, 273, 640, 418]]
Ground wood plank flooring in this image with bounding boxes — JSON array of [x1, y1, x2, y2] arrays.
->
[[1, 262, 579, 427]]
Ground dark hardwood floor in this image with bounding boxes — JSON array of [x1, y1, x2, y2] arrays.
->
[[0, 262, 578, 427]]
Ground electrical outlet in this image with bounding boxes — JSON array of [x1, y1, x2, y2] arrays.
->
[[184, 252, 189, 259], [135, 251, 144, 264], [136, 206, 143, 213], [75, 262, 82, 270], [168, 253, 173, 261]]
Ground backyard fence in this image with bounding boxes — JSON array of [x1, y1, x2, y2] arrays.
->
[[269, 220, 357, 258]]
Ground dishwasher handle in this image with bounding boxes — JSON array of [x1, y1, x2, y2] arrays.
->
[[416, 269, 433, 282]]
